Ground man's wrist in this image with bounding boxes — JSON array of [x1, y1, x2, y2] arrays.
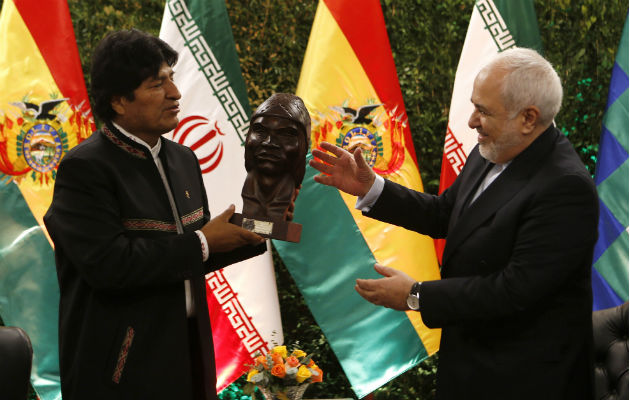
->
[[356, 175, 385, 212]]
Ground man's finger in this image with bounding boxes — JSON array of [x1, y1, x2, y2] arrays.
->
[[354, 282, 371, 300], [356, 277, 377, 291], [319, 141, 348, 158], [353, 147, 370, 169], [309, 160, 335, 175], [355, 283, 381, 306], [311, 148, 340, 165], [242, 229, 265, 244], [313, 173, 335, 187]]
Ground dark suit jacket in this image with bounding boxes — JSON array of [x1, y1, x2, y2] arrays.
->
[[366, 126, 598, 399], [44, 124, 264, 400]]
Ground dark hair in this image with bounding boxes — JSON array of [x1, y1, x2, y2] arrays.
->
[[90, 29, 178, 122]]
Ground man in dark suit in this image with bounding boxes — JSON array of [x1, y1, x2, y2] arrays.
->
[[310, 48, 598, 399], [44, 30, 265, 400]]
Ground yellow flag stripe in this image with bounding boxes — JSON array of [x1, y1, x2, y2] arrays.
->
[[0, 0, 72, 246], [297, 2, 440, 354]]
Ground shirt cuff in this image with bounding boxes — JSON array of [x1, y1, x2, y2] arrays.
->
[[195, 230, 210, 262], [355, 175, 385, 212]]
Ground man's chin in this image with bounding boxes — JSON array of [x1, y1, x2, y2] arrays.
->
[[478, 144, 497, 163]]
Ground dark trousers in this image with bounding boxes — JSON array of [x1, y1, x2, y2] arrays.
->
[[188, 317, 207, 400]]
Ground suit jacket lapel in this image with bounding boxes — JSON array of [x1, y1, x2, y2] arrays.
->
[[442, 126, 558, 265], [452, 159, 493, 224]]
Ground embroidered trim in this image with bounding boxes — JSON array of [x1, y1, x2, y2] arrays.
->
[[181, 207, 203, 227], [195, 231, 209, 261], [112, 326, 135, 384], [123, 218, 177, 232], [102, 126, 147, 159]]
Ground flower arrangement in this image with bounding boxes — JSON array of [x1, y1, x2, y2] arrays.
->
[[243, 344, 323, 400]]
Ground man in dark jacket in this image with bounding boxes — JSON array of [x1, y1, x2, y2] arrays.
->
[[310, 48, 598, 399], [44, 29, 265, 400]]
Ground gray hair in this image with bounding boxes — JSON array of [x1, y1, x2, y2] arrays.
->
[[483, 47, 563, 126]]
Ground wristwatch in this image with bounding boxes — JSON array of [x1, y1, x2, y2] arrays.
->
[[406, 282, 422, 311]]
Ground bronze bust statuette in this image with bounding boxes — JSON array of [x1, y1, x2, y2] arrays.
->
[[230, 93, 310, 242]]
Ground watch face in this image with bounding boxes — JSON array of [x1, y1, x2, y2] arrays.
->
[[407, 293, 419, 310]]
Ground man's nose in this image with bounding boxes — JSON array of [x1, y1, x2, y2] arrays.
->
[[166, 79, 181, 100], [468, 109, 479, 129]]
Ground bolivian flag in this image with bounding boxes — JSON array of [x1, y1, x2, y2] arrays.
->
[[0, 0, 92, 398], [273, 0, 440, 396]]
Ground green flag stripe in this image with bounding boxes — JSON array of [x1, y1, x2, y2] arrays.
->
[[616, 15, 629, 73], [274, 154, 427, 397], [604, 89, 629, 150], [494, 0, 543, 52], [598, 159, 629, 223], [184, 0, 251, 114], [166, 0, 251, 142], [0, 183, 60, 400], [593, 231, 630, 299]]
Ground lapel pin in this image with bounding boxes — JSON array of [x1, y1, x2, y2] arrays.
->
[[185, 190, 190, 199]]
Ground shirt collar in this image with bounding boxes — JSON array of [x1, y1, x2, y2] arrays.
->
[[495, 161, 510, 172], [111, 121, 162, 160]]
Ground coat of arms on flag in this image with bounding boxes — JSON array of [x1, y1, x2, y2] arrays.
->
[[311, 101, 406, 175], [1, 96, 90, 185]]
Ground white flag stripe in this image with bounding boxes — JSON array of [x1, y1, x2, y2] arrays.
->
[[445, 0, 517, 178], [160, 0, 282, 388]]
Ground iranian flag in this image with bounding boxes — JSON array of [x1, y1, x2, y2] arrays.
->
[[436, 0, 542, 261], [0, 0, 93, 398], [273, 0, 440, 397], [159, 0, 282, 392]]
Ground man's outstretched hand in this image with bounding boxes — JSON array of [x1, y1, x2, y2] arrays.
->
[[355, 263, 416, 311], [310, 141, 376, 197]]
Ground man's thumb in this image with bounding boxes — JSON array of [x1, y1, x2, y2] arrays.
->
[[374, 263, 394, 277], [218, 204, 236, 221]]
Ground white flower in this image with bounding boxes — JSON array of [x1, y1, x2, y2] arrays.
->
[[250, 372, 265, 383]]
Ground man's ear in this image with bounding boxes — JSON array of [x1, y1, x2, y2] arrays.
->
[[520, 105, 540, 135], [110, 95, 126, 116]]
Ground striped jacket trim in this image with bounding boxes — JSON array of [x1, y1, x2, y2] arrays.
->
[[181, 207, 204, 227], [112, 326, 135, 384], [123, 218, 177, 232], [102, 126, 147, 159]]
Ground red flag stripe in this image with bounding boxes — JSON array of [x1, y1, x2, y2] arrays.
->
[[322, 0, 418, 164], [13, 0, 91, 114]]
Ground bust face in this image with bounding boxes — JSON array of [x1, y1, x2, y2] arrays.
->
[[245, 115, 302, 176]]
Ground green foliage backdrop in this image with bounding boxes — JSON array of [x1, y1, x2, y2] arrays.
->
[[4, 0, 625, 398]]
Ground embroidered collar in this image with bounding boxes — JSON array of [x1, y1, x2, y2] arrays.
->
[[101, 123, 151, 160], [112, 121, 162, 161]]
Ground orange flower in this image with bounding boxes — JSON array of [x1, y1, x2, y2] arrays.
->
[[310, 366, 323, 383], [271, 363, 286, 378], [307, 359, 315, 367], [271, 352, 284, 365], [255, 355, 268, 369], [285, 356, 300, 368]]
